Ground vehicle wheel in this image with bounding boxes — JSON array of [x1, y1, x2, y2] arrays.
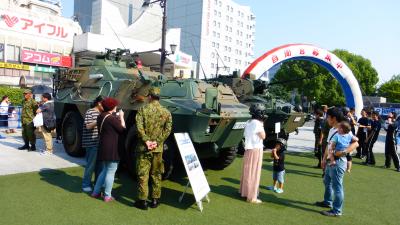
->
[[124, 126, 138, 177], [206, 146, 237, 170], [162, 138, 178, 180], [237, 139, 245, 155], [62, 111, 84, 157]]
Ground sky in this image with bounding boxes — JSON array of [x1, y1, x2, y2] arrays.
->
[[61, 0, 400, 83]]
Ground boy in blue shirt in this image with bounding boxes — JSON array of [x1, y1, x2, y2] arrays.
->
[[328, 121, 359, 166]]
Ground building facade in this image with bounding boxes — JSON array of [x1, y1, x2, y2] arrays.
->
[[0, 0, 82, 86], [73, 0, 195, 78], [74, 0, 144, 33], [168, 0, 256, 78]]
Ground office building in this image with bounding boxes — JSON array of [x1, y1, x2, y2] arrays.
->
[[168, 0, 256, 78]]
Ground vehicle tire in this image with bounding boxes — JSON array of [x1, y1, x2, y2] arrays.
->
[[62, 111, 84, 157], [206, 146, 237, 170], [124, 126, 138, 177], [162, 138, 178, 180], [237, 139, 245, 155]]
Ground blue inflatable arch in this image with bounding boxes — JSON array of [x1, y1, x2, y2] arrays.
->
[[243, 44, 363, 117]]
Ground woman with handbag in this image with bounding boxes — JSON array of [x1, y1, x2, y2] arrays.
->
[[91, 97, 125, 202]]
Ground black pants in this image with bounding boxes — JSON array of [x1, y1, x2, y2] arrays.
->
[[385, 140, 399, 169], [356, 132, 367, 157], [365, 138, 377, 165], [314, 134, 322, 165]]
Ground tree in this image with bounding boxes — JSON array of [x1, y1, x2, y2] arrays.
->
[[272, 49, 379, 106], [378, 74, 400, 103]]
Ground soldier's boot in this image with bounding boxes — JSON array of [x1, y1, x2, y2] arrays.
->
[[149, 198, 160, 208], [134, 200, 148, 210], [18, 143, 30, 150], [29, 144, 36, 151]]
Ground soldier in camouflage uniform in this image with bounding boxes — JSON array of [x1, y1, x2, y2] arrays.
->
[[134, 87, 172, 210], [18, 90, 38, 151]]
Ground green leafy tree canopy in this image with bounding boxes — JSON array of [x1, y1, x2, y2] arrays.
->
[[271, 49, 379, 106], [378, 74, 400, 103]]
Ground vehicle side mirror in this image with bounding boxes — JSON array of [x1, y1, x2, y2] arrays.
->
[[204, 87, 219, 111]]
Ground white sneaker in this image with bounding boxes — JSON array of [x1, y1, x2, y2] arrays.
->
[[82, 187, 93, 192]]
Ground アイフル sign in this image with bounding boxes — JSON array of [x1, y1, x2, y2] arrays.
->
[[174, 133, 210, 212]]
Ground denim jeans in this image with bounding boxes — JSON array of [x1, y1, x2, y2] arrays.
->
[[93, 161, 119, 197], [323, 158, 346, 215], [82, 147, 101, 189]]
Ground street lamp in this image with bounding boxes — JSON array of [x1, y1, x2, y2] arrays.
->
[[142, 0, 170, 74]]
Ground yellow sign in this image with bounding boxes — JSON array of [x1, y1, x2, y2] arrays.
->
[[0, 62, 30, 70]]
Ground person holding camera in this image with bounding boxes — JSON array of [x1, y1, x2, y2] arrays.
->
[[91, 97, 126, 202]]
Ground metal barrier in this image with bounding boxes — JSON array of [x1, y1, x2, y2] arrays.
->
[[0, 105, 22, 129]]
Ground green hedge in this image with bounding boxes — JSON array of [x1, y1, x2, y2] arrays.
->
[[0, 85, 28, 106]]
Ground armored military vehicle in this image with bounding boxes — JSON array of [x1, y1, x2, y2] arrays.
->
[[53, 49, 250, 177], [210, 74, 307, 152]]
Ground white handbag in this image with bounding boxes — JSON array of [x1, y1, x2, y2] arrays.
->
[[33, 113, 43, 127]]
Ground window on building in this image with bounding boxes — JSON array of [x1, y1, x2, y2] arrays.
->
[[227, 57, 231, 62], [211, 63, 215, 68], [227, 5, 230, 11], [213, 31, 216, 37], [238, 11, 241, 16], [228, 47, 231, 52], [218, 22, 220, 28], [211, 52, 215, 58], [217, 33, 220, 38], [224, 46, 227, 51], [0, 44, 4, 61], [212, 42, 215, 47], [226, 16, 229, 21], [219, 1, 222, 7], [231, 7, 233, 12], [229, 27, 232, 32], [214, 0, 217, 5], [230, 17, 233, 23], [213, 21, 216, 26], [216, 43, 220, 49], [214, 10, 217, 16], [218, 12, 221, 17], [6, 45, 20, 62]]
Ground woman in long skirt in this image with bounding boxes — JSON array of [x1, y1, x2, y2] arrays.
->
[[240, 104, 266, 204]]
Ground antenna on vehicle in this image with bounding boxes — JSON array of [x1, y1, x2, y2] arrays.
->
[[215, 49, 228, 78], [105, 19, 127, 50], [190, 39, 207, 80]]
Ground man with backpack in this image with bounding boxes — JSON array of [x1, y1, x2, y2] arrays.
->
[[36, 93, 56, 155]]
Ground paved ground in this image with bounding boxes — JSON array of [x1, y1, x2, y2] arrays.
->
[[0, 130, 85, 176], [0, 122, 388, 176], [287, 121, 386, 154]]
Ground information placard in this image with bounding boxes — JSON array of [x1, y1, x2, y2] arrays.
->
[[174, 133, 210, 202]]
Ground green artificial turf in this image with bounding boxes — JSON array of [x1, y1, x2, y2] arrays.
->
[[0, 153, 399, 225]]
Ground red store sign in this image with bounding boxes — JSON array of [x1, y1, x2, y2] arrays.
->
[[21, 50, 72, 68]]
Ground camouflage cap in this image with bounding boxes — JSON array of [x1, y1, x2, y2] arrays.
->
[[23, 89, 32, 94], [148, 87, 160, 97]]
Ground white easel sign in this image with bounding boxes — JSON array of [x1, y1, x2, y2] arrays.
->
[[174, 133, 211, 212]]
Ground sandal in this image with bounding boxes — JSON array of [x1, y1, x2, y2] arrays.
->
[[247, 199, 262, 204]]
